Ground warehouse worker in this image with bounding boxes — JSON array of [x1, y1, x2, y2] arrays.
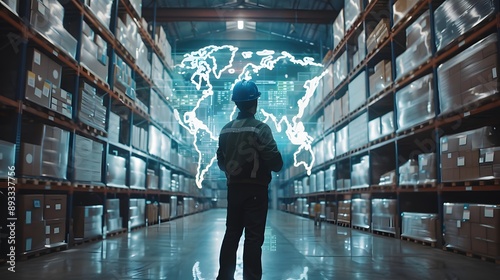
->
[[216, 79, 283, 280]]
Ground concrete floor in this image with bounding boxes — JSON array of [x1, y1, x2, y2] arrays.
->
[[1, 209, 499, 279]]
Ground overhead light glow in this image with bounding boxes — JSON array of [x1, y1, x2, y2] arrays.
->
[[175, 45, 325, 188], [237, 20, 244, 29]]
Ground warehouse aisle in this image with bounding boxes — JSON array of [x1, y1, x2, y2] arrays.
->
[[2, 209, 500, 279]]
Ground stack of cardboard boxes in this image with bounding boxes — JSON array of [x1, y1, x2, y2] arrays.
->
[[372, 198, 397, 234], [336, 125, 349, 156], [479, 147, 500, 179], [344, 0, 363, 31], [30, 0, 77, 58], [437, 34, 498, 116], [113, 54, 136, 99], [130, 156, 146, 189], [159, 202, 170, 220], [147, 169, 159, 189], [333, 51, 348, 88], [351, 155, 370, 188], [351, 198, 370, 229], [399, 153, 436, 185], [153, 25, 173, 67], [25, 48, 72, 118], [348, 71, 367, 113], [1, 0, 18, 14], [440, 126, 500, 182], [106, 154, 126, 187], [21, 124, 70, 180], [368, 111, 395, 142], [395, 10, 432, 79], [106, 199, 122, 233], [73, 205, 103, 239], [348, 113, 368, 150], [129, 198, 146, 228], [392, 0, 420, 27], [146, 203, 158, 224], [369, 60, 392, 97], [444, 203, 500, 257], [84, 0, 113, 29], [434, 0, 495, 52], [44, 195, 67, 246], [367, 19, 390, 54], [108, 112, 121, 144], [333, 9, 344, 49], [351, 29, 366, 68], [116, 13, 139, 59], [19, 195, 45, 253], [396, 74, 435, 132], [325, 165, 336, 191], [74, 134, 103, 183], [80, 21, 109, 82], [78, 82, 106, 131], [337, 200, 352, 224], [401, 212, 439, 242], [131, 125, 148, 152]]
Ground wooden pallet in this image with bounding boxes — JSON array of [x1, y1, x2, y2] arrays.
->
[[80, 66, 109, 90], [352, 225, 370, 232], [115, 88, 134, 107], [399, 183, 437, 189], [442, 180, 500, 187], [400, 236, 436, 248], [21, 178, 71, 186], [398, 119, 434, 136], [17, 243, 68, 261], [77, 122, 106, 137], [443, 246, 500, 265], [106, 228, 127, 237], [372, 230, 396, 238], [336, 222, 351, 228], [371, 133, 395, 145], [74, 236, 103, 246], [72, 182, 105, 190]]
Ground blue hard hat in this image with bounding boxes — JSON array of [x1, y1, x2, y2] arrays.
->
[[231, 80, 261, 102]]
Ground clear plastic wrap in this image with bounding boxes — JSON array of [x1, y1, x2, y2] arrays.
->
[[372, 199, 397, 234], [325, 165, 336, 191], [393, 0, 421, 26], [379, 170, 396, 186], [348, 71, 367, 113], [337, 200, 352, 224], [399, 159, 419, 185], [401, 212, 438, 242], [336, 125, 349, 155], [351, 198, 370, 229], [130, 156, 146, 189], [369, 60, 392, 96], [418, 153, 436, 184], [310, 174, 317, 193], [334, 51, 348, 88], [85, 0, 113, 29], [344, 0, 363, 31], [395, 10, 431, 79], [437, 33, 498, 116], [380, 111, 395, 136], [368, 118, 381, 141], [348, 112, 368, 150], [333, 9, 345, 49], [317, 171, 325, 192], [434, 0, 495, 52], [396, 74, 435, 131], [351, 155, 370, 188], [367, 19, 390, 54]]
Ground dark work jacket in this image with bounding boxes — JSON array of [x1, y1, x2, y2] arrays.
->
[[217, 111, 283, 187]]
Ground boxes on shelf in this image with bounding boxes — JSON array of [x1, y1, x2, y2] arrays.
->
[[336, 125, 349, 156], [434, 0, 495, 52], [316, 170, 325, 192], [344, 0, 362, 31], [21, 123, 70, 179], [148, 125, 162, 157], [147, 169, 159, 189], [113, 54, 136, 99], [337, 200, 351, 224], [132, 125, 148, 152], [160, 166, 171, 191], [108, 112, 121, 143], [440, 126, 500, 182], [29, 0, 77, 58], [368, 118, 381, 141], [106, 198, 122, 233], [73, 205, 103, 239], [45, 219, 65, 246], [351, 198, 370, 229], [74, 134, 103, 182], [369, 60, 392, 96], [84, 0, 113, 28], [396, 74, 435, 132], [106, 154, 126, 187], [78, 82, 106, 131], [348, 112, 368, 150], [479, 147, 500, 178], [0, 140, 15, 178], [146, 203, 158, 224], [367, 18, 390, 54], [399, 159, 418, 185], [334, 51, 348, 88], [324, 132, 335, 161], [333, 9, 344, 49], [392, 0, 421, 27], [352, 28, 366, 67], [395, 10, 432, 79], [159, 202, 170, 220], [379, 170, 396, 186], [129, 198, 146, 228], [129, 0, 142, 17], [348, 71, 366, 113], [336, 179, 351, 191], [418, 153, 436, 184], [25, 70, 51, 109], [130, 156, 146, 189], [50, 87, 72, 118], [19, 195, 46, 251], [116, 13, 138, 59], [380, 111, 395, 136], [401, 212, 439, 243], [1, 0, 18, 14], [136, 38, 151, 79], [80, 21, 108, 82], [44, 195, 66, 220], [351, 155, 369, 189], [437, 33, 498, 116], [372, 199, 397, 234]]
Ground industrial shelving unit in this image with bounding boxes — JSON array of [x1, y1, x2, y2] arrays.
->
[[278, 0, 500, 259], [0, 0, 211, 259]]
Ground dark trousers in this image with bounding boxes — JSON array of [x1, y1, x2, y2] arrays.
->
[[217, 185, 268, 280]]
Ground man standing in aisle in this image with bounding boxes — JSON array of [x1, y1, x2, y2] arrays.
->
[[216, 79, 283, 280]]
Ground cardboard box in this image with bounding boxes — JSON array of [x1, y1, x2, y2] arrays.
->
[[480, 205, 500, 227], [367, 18, 389, 53], [406, 11, 431, 47], [444, 219, 471, 237], [25, 70, 51, 108], [445, 234, 471, 251], [21, 143, 42, 176], [20, 194, 44, 224], [444, 203, 466, 221], [458, 150, 480, 167], [45, 219, 66, 245], [393, 0, 421, 26], [441, 168, 460, 182], [44, 195, 66, 220], [20, 221, 45, 253]]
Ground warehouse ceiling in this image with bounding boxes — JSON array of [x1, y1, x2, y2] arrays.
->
[[142, 0, 340, 56]]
